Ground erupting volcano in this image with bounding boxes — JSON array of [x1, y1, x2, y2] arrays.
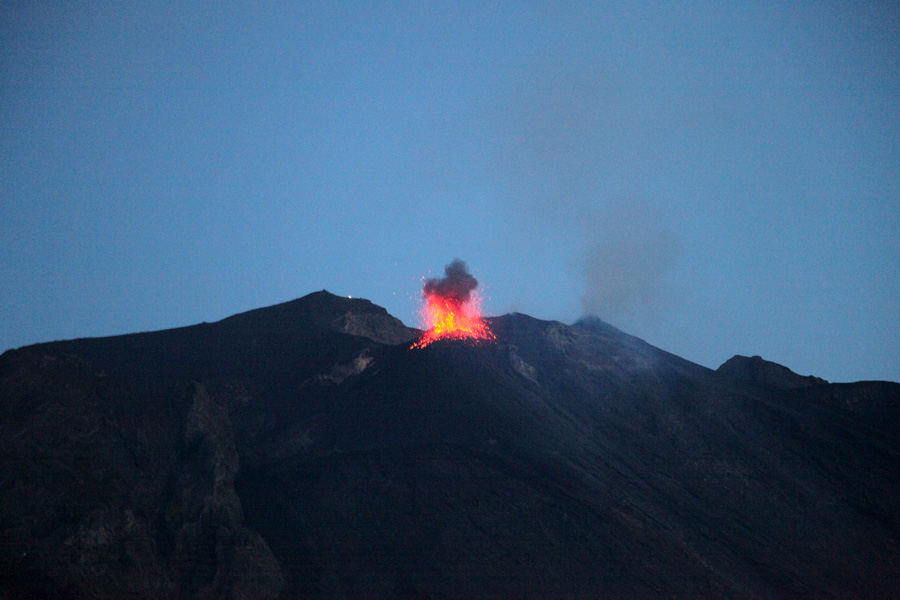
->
[[411, 259, 496, 349]]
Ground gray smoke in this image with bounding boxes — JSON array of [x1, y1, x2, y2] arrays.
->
[[490, 64, 684, 329], [424, 259, 478, 306], [579, 208, 683, 323]]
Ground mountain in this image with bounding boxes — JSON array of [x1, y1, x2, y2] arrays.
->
[[1, 291, 898, 599], [717, 354, 828, 389]]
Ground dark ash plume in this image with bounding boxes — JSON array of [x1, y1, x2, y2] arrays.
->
[[424, 259, 478, 305]]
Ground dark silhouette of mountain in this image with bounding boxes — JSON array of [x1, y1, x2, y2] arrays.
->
[[1, 291, 898, 599], [717, 354, 829, 389]]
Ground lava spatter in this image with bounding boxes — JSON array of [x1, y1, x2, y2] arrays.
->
[[411, 259, 495, 349]]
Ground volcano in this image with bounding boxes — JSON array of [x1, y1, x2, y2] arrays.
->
[[1, 291, 898, 599]]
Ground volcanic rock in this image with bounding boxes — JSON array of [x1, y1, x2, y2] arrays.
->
[[1, 291, 898, 599], [717, 354, 828, 389]]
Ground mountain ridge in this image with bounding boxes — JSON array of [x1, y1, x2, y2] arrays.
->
[[1, 291, 898, 599]]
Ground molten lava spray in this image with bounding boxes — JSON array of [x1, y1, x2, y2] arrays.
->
[[411, 259, 496, 349]]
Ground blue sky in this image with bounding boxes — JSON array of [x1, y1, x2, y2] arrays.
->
[[2, 2, 898, 383]]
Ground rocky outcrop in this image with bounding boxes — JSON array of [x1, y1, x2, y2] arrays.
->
[[169, 384, 283, 600], [331, 310, 417, 345], [0, 354, 282, 599], [717, 354, 828, 389], [221, 290, 418, 346]]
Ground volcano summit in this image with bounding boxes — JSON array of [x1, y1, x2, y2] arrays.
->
[[1, 291, 898, 599]]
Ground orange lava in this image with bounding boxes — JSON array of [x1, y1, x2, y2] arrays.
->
[[411, 292, 495, 349]]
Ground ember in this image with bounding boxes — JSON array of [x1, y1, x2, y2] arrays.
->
[[411, 259, 495, 349]]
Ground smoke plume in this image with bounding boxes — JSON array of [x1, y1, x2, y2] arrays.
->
[[580, 214, 683, 324], [489, 64, 685, 331], [423, 259, 478, 306]]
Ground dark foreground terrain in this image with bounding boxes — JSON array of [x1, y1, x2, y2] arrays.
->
[[1, 291, 898, 599]]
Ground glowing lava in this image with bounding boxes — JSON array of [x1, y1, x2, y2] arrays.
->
[[411, 260, 496, 349]]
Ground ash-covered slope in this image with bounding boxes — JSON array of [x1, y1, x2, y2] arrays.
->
[[1, 292, 898, 599]]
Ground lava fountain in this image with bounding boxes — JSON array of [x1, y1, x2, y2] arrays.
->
[[411, 259, 496, 349]]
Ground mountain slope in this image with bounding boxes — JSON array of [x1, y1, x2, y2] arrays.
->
[[1, 292, 898, 599]]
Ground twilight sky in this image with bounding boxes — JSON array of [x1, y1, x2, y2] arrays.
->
[[2, 2, 898, 383]]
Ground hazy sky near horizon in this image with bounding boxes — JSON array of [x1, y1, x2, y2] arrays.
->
[[2, 2, 898, 383]]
